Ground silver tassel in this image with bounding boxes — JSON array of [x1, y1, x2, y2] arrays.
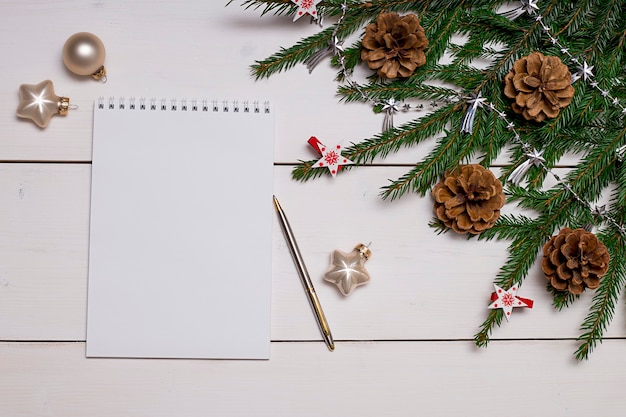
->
[[616, 144, 626, 162], [499, 0, 539, 20], [508, 149, 545, 185], [304, 36, 344, 74], [582, 223, 594, 232], [382, 98, 399, 132], [460, 92, 486, 134], [310, 6, 324, 27]]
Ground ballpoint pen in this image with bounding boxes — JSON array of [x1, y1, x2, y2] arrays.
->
[[273, 195, 335, 351]]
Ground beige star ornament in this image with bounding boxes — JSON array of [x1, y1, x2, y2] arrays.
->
[[16, 80, 71, 128], [324, 244, 372, 296]]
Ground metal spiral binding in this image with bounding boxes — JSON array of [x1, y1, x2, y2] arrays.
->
[[97, 97, 271, 113]]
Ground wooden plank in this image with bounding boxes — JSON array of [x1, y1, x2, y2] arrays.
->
[[1, 340, 625, 417], [0, 164, 90, 340], [0, 2, 580, 166], [1, 163, 623, 342]]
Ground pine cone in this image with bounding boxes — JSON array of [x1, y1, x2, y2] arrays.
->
[[361, 12, 428, 79], [542, 228, 610, 295], [503, 52, 574, 122], [432, 164, 505, 234]]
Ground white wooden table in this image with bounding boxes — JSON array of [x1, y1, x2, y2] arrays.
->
[[1, 1, 624, 415]]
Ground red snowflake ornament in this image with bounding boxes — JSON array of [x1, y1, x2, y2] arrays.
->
[[487, 284, 533, 321], [308, 136, 354, 177], [291, 0, 322, 21]]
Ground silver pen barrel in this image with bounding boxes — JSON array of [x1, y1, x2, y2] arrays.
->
[[273, 195, 335, 351]]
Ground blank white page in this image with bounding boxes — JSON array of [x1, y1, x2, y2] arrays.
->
[[87, 98, 274, 359]]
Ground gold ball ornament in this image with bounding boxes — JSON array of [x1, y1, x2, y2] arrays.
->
[[16, 80, 73, 128], [62, 32, 107, 81]]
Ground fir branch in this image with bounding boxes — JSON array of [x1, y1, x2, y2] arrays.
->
[[379, 125, 473, 199], [419, 1, 469, 66], [250, 12, 372, 79], [337, 81, 459, 103], [583, 0, 622, 62], [575, 228, 626, 360], [478, 213, 540, 242], [547, 284, 580, 311], [228, 0, 293, 16], [553, 0, 593, 38], [475, 310, 503, 348], [356, 103, 458, 162]]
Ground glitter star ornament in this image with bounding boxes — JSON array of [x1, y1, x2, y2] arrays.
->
[[487, 284, 534, 321], [16, 80, 72, 128], [324, 244, 372, 296], [291, 0, 322, 21], [308, 136, 354, 177]]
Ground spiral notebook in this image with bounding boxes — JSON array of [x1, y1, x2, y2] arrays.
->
[[86, 97, 274, 359]]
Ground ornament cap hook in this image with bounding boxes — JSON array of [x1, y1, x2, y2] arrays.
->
[[91, 65, 107, 83], [58, 97, 71, 116], [355, 243, 372, 260]]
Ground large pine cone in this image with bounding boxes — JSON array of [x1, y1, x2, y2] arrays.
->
[[503, 52, 574, 122], [542, 228, 610, 294], [432, 164, 505, 235], [361, 12, 428, 79]]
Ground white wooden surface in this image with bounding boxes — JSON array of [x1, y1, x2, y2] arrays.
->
[[0, 1, 624, 416]]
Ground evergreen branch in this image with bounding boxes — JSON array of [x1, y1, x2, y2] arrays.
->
[[250, 11, 373, 79], [428, 217, 450, 235], [379, 128, 466, 199], [475, 309, 503, 347], [575, 228, 626, 360], [547, 284, 580, 310], [553, 0, 593, 38], [584, 0, 621, 62], [419, 1, 468, 66], [604, 29, 626, 80], [477, 214, 539, 242], [228, 0, 293, 16], [337, 82, 459, 103], [349, 103, 458, 164], [479, 109, 510, 167]]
